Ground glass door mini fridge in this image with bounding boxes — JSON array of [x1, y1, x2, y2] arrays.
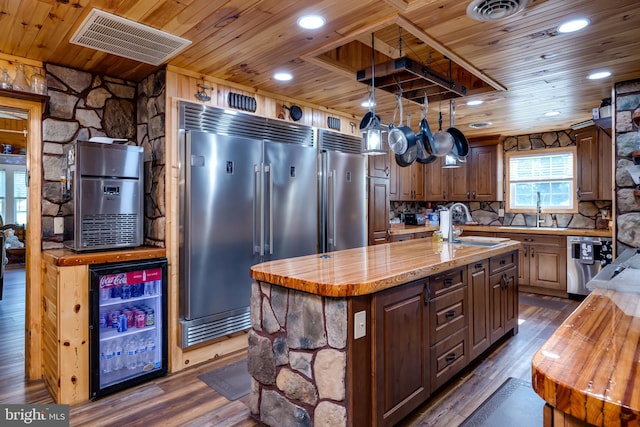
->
[[89, 258, 168, 399]]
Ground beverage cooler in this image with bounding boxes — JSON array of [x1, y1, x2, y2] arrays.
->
[[89, 258, 168, 399]]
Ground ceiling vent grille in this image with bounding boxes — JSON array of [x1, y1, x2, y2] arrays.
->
[[70, 9, 191, 66], [466, 0, 530, 21]]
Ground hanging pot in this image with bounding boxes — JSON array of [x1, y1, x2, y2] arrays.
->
[[359, 111, 381, 130], [432, 110, 454, 157], [446, 100, 470, 157], [418, 93, 436, 156], [395, 143, 418, 167], [388, 94, 416, 155], [284, 104, 303, 121]]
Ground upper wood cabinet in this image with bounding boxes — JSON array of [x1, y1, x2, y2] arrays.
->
[[576, 126, 613, 201], [369, 151, 390, 179], [389, 152, 426, 202], [425, 140, 503, 202], [368, 176, 390, 245]]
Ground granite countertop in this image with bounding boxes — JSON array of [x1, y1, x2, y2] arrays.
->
[[42, 246, 166, 267], [250, 239, 520, 297], [532, 288, 640, 425], [389, 224, 611, 237]]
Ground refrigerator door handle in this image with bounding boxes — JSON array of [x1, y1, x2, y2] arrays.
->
[[254, 163, 263, 256], [328, 169, 337, 250], [267, 163, 274, 255]]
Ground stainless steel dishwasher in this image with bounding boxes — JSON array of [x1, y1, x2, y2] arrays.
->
[[567, 235, 613, 299]]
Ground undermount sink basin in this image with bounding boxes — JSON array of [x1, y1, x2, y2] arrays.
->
[[452, 236, 510, 247]]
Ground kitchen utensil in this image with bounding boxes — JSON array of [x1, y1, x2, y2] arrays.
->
[[388, 94, 416, 155], [395, 143, 417, 167], [446, 100, 470, 157], [432, 110, 454, 157], [284, 104, 303, 121], [417, 93, 438, 164]]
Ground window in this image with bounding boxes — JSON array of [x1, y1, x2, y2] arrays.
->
[[0, 165, 28, 225], [506, 148, 576, 212]]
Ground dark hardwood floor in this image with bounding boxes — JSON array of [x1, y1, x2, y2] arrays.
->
[[0, 269, 579, 426]]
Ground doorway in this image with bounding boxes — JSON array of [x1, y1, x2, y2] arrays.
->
[[0, 96, 44, 381]]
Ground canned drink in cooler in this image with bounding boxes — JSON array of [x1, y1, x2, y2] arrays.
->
[[111, 310, 121, 329], [121, 284, 131, 299], [118, 313, 128, 332], [124, 310, 134, 328], [99, 312, 107, 329], [100, 287, 110, 301], [145, 308, 155, 326], [110, 285, 122, 299], [135, 310, 146, 329]]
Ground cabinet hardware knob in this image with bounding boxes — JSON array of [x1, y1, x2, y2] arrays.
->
[[524, 247, 527, 257], [474, 263, 483, 269], [531, 248, 535, 257], [466, 191, 470, 199], [445, 310, 456, 319], [576, 187, 581, 199], [499, 259, 506, 265], [424, 283, 431, 305], [446, 353, 457, 362], [444, 278, 454, 287], [385, 167, 389, 176], [472, 191, 476, 199]]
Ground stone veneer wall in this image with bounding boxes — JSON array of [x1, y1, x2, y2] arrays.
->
[[248, 281, 349, 427], [391, 130, 612, 229], [40, 63, 166, 249], [136, 69, 166, 247], [614, 78, 640, 250]]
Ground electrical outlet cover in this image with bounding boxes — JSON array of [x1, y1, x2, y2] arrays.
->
[[354, 311, 366, 340]]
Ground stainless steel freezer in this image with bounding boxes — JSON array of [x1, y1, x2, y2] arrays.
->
[[178, 102, 318, 348], [318, 130, 367, 252]]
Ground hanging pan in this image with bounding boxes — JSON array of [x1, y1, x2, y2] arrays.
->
[[388, 94, 416, 155], [284, 104, 303, 121], [446, 100, 470, 157], [432, 107, 454, 157], [417, 93, 437, 164]]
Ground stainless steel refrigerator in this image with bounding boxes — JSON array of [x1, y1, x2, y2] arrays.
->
[[318, 129, 367, 252], [178, 105, 318, 347]]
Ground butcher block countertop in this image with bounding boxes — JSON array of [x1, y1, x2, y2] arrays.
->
[[250, 239, 520, 297], [532, 288, 640, 426], [42, 246, 166, 267]]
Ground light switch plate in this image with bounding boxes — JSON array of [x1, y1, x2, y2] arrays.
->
[[54, 216, 64, 234], [498, 208, 505, 217], [354, 311, 366, 340]]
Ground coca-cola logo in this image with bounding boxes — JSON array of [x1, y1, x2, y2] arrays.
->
[[99, 273, 128, 288]]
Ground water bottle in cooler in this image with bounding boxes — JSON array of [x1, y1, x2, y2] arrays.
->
[[113, 339, 123, 371], [145, 335, 156, 365], [102, 342, 114, 374], [125, 339, 137, 370], [137, 337, 147, 367]]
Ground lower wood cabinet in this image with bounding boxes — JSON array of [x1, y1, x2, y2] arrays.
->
[[368, 176, 389, 245], [373, 280, 430, 426], [371, 252, 518, 425]]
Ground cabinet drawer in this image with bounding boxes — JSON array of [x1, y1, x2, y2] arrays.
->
[[430, 327, 468, 392], [390, 234, 412, 242], [526, 235, 565, 247], [490, 251, 516, 275], [430, 286, 467, 344], [413, 232, 429, 239], [429, 267, 466, 298]]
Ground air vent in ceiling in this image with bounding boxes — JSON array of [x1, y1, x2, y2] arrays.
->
[[70, 9, 191, 66], [469, 121, 493, 129], [466, 0, 530, 21]]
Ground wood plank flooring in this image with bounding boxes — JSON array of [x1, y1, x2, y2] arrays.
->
[[0, 269, 579, 426]]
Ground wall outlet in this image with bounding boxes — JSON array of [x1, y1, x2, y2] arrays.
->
[[354, 311, 366, 340], [498, 208, 505, 217], [54, 216, 64, 234]]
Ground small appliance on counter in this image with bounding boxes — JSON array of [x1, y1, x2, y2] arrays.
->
[[403, 213, 426, 226], [63, 140, 144, 251]]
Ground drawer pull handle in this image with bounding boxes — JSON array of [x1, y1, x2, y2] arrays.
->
[[474, 263, 483, 269], [445, 310, 456, 319], [499, 259, 506, 265], [424, 283, 431, 305], [531, 248, 535, 258], [446, 353, 457, 362], [444, 278, 454, 287]]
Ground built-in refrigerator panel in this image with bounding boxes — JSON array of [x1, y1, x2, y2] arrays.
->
[[322, 150, 367, 252], [263, 140, 319, 261], [89, 258, 168, 399], [182, 130, 261, 321]]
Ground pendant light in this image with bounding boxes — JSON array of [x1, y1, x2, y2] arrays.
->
[[361, 33, 387, 155]]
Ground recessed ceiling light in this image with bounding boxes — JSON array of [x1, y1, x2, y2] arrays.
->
[[466, 100, 484, 106], [544, 111, 561, 117], [297, 15, 325, 30], [588, 71, 611, 80], [361, 100, 376, 108], [558, 18, 590, 33], [274, 72, 293, 81]]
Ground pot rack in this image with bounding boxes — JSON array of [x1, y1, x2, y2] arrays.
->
[[356, 57, 467, 104]]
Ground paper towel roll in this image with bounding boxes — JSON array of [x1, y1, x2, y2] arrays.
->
[[439, 210, 450, 240]]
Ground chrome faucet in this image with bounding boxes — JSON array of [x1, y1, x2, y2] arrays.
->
[[536, 192, 544, 228], [448, 202, 473, 243]]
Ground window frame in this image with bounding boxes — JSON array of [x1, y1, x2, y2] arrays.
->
[[505, 146, 578, 214]]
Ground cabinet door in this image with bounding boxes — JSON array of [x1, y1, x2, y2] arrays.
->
[[598, 128, 613, 200], [369, 151, 390, 178], [489, 271, 506, 343], [373, 280, 430, 426], [503, 265, 518, 335], [425, 160, 446, 201], [448, 165, 469, 201], [469, 145, 499, 201], [368, 177, 389, 245], [389, 152, 400, 201], [529, 241, 567, 292], [468, 260, 490, 360], [397, 162, 413, 200], [576, 127, 599, 201], [413, 162, 426, 201]]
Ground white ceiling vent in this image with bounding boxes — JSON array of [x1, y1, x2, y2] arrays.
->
[[70, 9, 192, 66], [466, 0, 531, 21]]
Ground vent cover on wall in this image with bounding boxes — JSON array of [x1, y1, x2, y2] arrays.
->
[[327, 117, 341, 131], [70, 9, 192, 66], [466, 0, 531, 21], [227, 92, 257, 112]]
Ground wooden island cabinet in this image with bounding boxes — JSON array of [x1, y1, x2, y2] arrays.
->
[[248, 239, 520, 426]]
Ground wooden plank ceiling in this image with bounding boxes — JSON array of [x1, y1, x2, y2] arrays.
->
[[0, 0, 639, 137]]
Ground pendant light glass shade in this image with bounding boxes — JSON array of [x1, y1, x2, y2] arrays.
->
[[361, 33, 388, 156]]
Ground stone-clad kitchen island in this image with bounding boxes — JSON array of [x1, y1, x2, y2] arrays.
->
[[248, 238, 521, 426]]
